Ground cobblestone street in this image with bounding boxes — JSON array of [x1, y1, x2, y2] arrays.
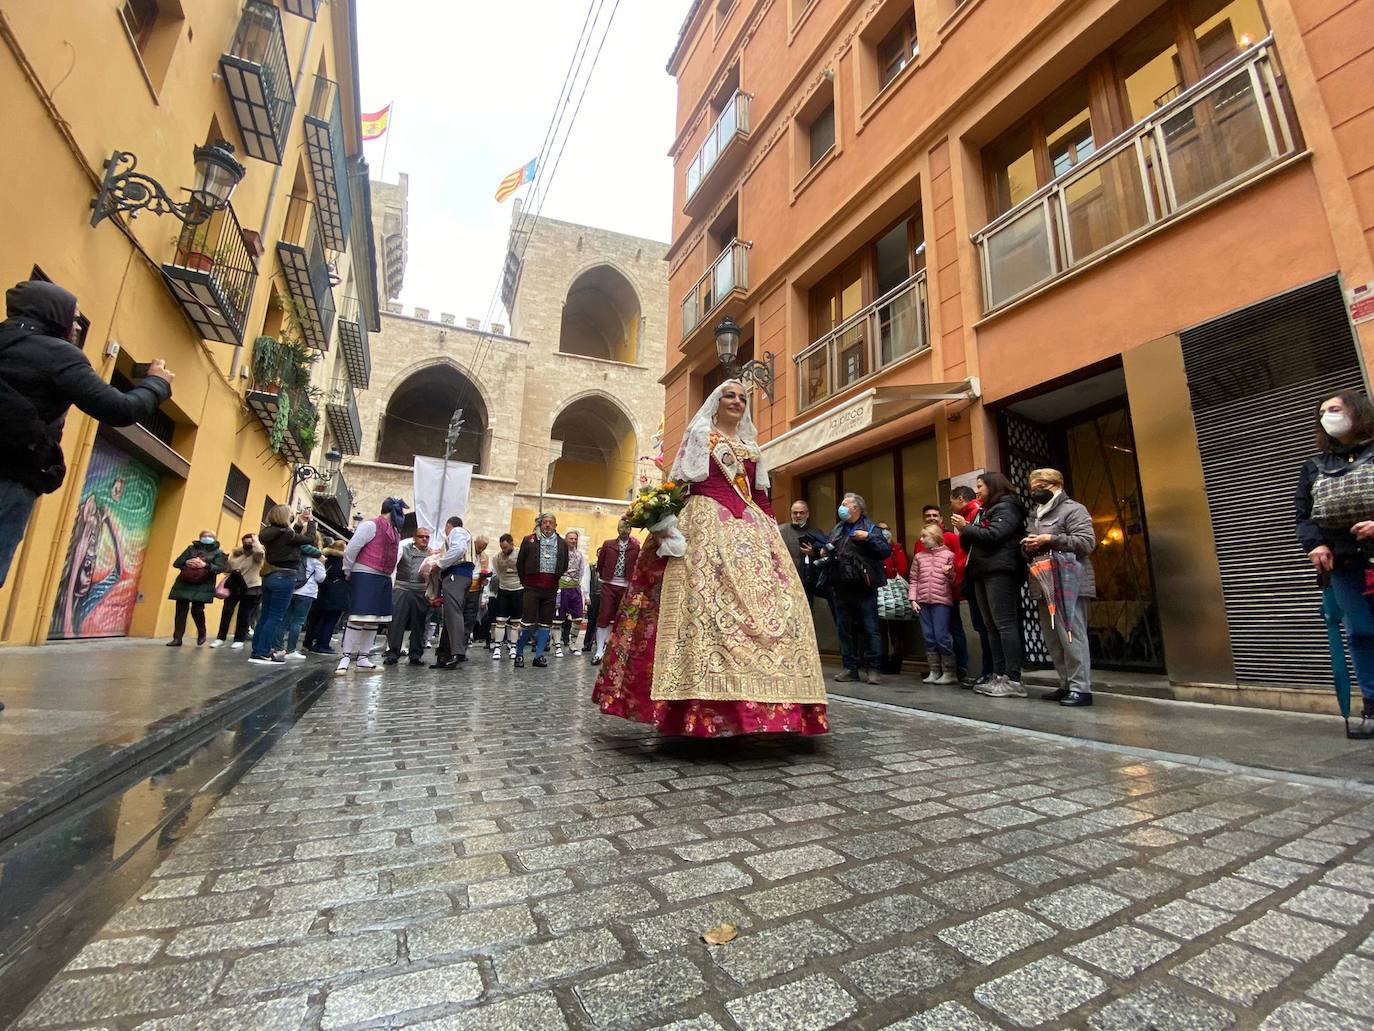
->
[[16, 662, 1374, 1030]]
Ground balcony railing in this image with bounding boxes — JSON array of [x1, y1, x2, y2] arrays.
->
[[337, 293, 371, 390], [304, 76, 352, 252], [245, 336, 316, 464], [162, 202, 258, 345], [220, 0, 295, 165], [326, 379, 362, 455], [686, 90, 751, 202], [277, 195, 337, 351], [681, 239, 749, 340], [972, 38, 1297, 313], [795, 270, 929, 412], [311, 470, 353, 529]]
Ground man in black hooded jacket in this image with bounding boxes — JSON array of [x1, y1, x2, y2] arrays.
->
[[0, 279, 174, 607]]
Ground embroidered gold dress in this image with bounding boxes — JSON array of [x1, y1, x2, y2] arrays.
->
[[593, 432, 828, 736]]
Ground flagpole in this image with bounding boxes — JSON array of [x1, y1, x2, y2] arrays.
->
[[379, 102, 395, 181]]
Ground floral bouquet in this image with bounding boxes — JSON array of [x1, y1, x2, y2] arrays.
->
[[626, 480, 689, 558]]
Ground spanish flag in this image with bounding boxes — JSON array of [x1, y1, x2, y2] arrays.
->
[[361, 104, 392, 141], [495, 157, 538, 203]]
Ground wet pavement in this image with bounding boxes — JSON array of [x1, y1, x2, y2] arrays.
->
[[0, 640, 333, 840], [829, 664, 1374, 787], [11, 656, 1374, 1030]]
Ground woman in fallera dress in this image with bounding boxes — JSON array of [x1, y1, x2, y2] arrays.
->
[[592, 380, 828, 736]]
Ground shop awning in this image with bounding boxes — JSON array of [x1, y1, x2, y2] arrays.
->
[[761, 380, 980, 470]]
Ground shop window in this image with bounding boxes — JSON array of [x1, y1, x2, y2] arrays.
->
[[119, 0, 184, 95]]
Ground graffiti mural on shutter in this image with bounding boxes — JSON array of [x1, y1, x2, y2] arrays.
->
[[49, 439, 160, 640]]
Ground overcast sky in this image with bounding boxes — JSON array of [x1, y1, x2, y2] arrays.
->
[[356, 0, 691, 325]]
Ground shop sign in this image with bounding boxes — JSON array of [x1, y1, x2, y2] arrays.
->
[[762, 391, 878, 470], [1347, 282, 1374, 325]]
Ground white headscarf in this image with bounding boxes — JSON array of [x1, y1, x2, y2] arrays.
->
[[669, 380, 771, 490]]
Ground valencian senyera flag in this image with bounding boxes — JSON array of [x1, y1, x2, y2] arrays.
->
[[495, 157, 538, 203], [361, 104, 392, 141]]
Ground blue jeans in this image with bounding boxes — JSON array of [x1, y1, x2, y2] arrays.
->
[[835, 590, 882, 672], [0, 479, 38, 589], [1330, 566, 1374, 706], [277, 594, 315, 653], [919, 603, 953, 657], [251, 571, 296, 659]]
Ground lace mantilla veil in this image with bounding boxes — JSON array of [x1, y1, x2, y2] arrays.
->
[[668, 380, 771, 490]]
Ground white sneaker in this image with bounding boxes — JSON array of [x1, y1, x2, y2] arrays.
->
[[922, 669, 939, 684], [571, 648, 582, 656], [491, 646, 502, 659], [209, 639, 225, 649], [335, 657, 350, 676], [230, 641, 245, 650], [973, 675, 1005, 696], [355, 655, 378, 669], [286, 652, 307, 662], [554, 645, 565, 658]]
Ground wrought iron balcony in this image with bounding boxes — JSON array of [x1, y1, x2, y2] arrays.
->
[[220, 0, 296, 165], [245, 336, 316, 464], [277, 195, 337, 351], [326, 378, 362, 455], [337, 293, 371, 389], [795, 270, 929, 412], [281, 0, 318, 19], [972, 38, 1299, 313], [311, 470, 353, 530], [681, 238, 749, 341], [162, 202, 258, 345], [304, 76, 352, 252], [685, 90, 751, 216]]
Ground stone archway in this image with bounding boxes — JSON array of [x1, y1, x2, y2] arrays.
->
[[548, 394, 637, 500], [559, 265, 642, 364], [377, 363, 489, 471]]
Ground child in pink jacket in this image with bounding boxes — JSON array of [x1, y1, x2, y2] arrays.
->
[[909, 525, 957, 684]]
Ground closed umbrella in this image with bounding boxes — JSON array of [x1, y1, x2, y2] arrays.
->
[[1028, 551, 1081, 639], [1321, 583, 1355, 736]]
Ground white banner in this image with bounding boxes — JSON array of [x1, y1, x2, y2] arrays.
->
[[412, 457, 474, 533]]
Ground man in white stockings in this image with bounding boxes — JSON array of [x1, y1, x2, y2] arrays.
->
[[337, 498, 407, 675], [591, 520, 639, 665], [489, 533, 522, 659]]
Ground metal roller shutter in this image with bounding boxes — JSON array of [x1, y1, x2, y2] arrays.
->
[[1180, 276, 1364, 687]]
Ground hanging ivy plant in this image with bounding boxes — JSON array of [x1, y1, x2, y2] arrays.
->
[[270, 389, 291, 454]]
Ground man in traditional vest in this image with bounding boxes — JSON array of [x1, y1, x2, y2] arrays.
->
[[591, 520, 640, 665]]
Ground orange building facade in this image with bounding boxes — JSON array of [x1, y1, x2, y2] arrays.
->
[[663, 0, 1374, 707]]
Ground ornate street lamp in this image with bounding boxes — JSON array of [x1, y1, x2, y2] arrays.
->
[[90, 140, 246, 228], [291, 447, 343, 494], [714, 315, 776, 402]]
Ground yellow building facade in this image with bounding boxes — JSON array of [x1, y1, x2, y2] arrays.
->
[[0, 0, 379, 646]]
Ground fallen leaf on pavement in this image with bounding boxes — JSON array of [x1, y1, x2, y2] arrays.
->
[[702, 923, 738, 945]]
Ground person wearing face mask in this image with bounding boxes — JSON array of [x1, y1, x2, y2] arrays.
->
[[1021, 469, 1096, 707], [825, 492, 893, 685], [952, 472, 1027, 697], [1297, 390, 1374, 738], [166, 529, 228, 647]]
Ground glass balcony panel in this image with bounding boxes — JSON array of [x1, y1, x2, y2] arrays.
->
[[1062, 147, 1153, 263], [1160, 69, 1270, 207], [877, 278, 926, 366], [802, 348, 831, 409], [683, 294, 699, 336], [836, 320, 870, 388], [983, 205, 1056, 309], [712, 247, 737, 300], [718, 94, 738, 140]]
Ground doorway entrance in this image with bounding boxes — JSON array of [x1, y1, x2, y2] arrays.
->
[[1002, 367, 1165, 673]]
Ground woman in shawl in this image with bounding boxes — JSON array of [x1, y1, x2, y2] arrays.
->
[[592, 381, 828, 736]]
